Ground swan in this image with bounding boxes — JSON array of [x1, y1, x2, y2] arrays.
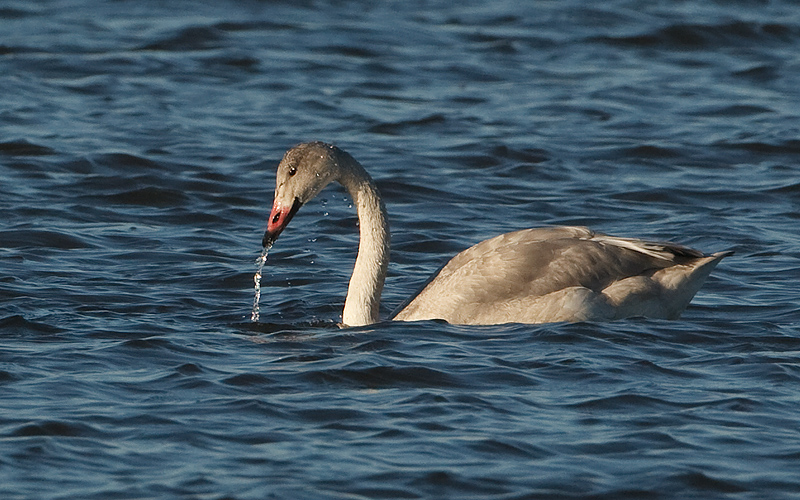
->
[[262, 141, 732, 327]]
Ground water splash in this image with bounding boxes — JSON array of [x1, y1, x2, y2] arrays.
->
[[250, 244, 271, 322]]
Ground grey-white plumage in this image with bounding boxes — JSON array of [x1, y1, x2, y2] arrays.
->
[[391, 226, 731, 324], [263, 142, 732, 327]]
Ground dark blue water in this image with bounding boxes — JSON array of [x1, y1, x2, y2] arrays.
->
[[2, 0, 800, 498]]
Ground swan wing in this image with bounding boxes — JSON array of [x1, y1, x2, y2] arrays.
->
[[392, 226, 727, 324]]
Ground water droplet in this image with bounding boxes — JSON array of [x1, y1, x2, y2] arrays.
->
[[250, 244, 271, 322]]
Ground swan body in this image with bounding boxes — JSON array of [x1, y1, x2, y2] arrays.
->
[[263, 142, 731, 327]]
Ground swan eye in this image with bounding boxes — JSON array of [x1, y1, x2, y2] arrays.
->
[[288, 166, 297, 177]]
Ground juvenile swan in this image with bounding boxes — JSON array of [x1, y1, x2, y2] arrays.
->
[[263, 142, 731, 327]]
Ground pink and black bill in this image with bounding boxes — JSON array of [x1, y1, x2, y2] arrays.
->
[[263, 197, 302, 248]]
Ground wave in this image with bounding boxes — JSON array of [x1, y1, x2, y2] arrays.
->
[[0, 140, 56, 156], [595, 21, 800, 49], [0, 229, 92, 249]]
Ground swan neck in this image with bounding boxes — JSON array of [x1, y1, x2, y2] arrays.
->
[[337, 155, 390, 327]]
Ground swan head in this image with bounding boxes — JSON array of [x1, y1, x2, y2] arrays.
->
[[263, 142, 342, 247]]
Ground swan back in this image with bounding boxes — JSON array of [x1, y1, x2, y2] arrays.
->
[[392, 227, 731, 324]]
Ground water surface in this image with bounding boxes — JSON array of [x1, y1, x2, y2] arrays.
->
[[2, 1, 800, 498]]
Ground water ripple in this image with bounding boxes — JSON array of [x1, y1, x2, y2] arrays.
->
[[2, 0, 799, 499]]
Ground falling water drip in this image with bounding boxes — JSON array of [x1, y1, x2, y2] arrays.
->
[[250, 244, 271, 322]]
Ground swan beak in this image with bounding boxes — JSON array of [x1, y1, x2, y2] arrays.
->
[[263, 197, 302, 248]]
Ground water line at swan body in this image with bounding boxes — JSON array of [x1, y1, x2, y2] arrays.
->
[[251, 245, 271, 322]]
